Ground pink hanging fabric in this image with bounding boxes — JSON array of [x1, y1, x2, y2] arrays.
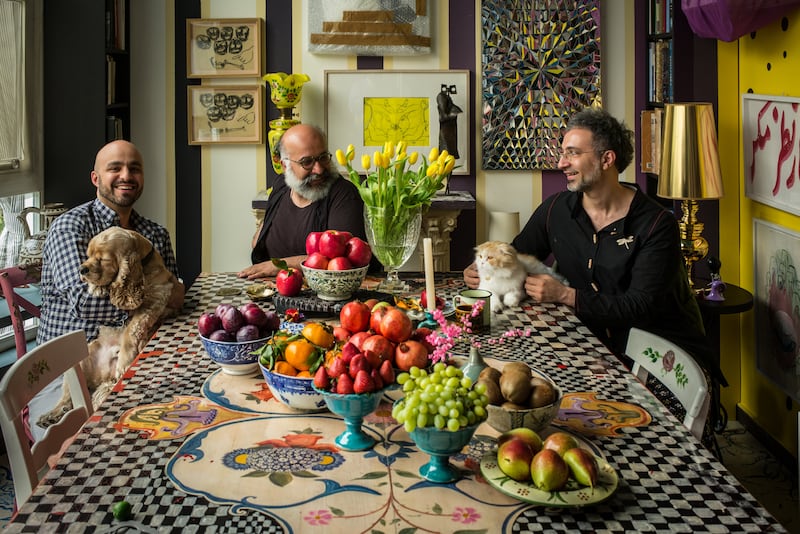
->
[[681, 0, 800, 41]]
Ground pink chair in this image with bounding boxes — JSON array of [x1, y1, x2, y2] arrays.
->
[[0, 265, 42, 359]]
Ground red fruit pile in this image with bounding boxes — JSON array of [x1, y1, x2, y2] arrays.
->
[[314, 344, 396, 395], [304, 229, 372, 271], [198, 302, 280, 342]]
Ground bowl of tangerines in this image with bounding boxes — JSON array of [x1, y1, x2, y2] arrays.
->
[[257, 299, 434, 413]]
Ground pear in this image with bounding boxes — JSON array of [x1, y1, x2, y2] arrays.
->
[[496, 436, 534, 482], [542, 431, 579, 457], [499, 370, 532, 405], [530, 449, 569, 491], [498, 427, 543, 454], [563, 447, 599, 488]]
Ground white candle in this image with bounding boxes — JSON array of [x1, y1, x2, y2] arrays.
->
[[423, 237, 436, 312]]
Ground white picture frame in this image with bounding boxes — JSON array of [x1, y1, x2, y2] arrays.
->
[[743, 93, 800, 216], [324, 69, 470, 175]]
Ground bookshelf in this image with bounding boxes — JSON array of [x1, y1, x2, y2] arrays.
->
[[43, 0, 130, 208]]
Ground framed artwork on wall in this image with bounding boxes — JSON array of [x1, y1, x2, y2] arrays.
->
[[187, 86, 263, 145], [307, 0, 431, 56], [480, 1, 601, 170], [186, 18, 262, 78], [325, 69, 470, 175], [743, 93, 800, 216], [753, 218, 800, 402]]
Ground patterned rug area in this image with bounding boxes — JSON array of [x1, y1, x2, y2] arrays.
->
[[0, 422, 797, 529]]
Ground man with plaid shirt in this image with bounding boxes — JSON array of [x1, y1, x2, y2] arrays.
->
[[29, 140, 184, 440]]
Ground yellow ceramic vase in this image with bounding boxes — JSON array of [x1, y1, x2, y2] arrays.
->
[[263, 72, 310, 174]]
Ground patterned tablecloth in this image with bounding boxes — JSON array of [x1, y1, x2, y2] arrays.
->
[[6, 272, 786, 533]]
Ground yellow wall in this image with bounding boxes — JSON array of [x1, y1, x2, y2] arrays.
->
[[720, 7, 800, 454]]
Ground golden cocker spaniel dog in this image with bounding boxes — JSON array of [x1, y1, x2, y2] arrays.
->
[[38, 227, 181, 427]]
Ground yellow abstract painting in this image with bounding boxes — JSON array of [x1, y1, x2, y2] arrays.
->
[[363, 97, 429, 146]]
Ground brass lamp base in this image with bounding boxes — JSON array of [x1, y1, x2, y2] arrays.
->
[[677, 199, 709, 288]]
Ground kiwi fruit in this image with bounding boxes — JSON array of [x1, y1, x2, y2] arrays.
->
[[530, 383, 556, 407], [478, 378, 503, 405], [501, 401, 530, 410], [479, 366, 502, 384], [503, 361, 532, 377], [499, 370, 532, 405]]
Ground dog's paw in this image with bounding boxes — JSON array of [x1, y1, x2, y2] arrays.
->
[[87, 284, 109, 298], [37, 403, 72, 429]]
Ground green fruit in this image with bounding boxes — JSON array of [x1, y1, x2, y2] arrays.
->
[[542, 431, 579, 457], [530, 449, 570, 491], [112, 500, 132, 520], [496, 436, 534, 482], [563, 447, 599, 488], [498, 427, 543, 454]]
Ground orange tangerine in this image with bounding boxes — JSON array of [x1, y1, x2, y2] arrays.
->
[[273, 361, 298, 376], [301, 322, 335, 349], [284, 338, 320, 371], [296, 370, 313, 378]]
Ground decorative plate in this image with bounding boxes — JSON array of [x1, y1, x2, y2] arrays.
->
[[479, 432, 618, 507], [246, 283, 274, 300]]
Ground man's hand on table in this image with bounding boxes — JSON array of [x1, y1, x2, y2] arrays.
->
[[238, 255, 307, 281], [525, 274, 576, 308], [463, 263, 480, 289]]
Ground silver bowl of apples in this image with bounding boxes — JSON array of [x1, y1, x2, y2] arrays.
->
[[197, 302, 280, 375]]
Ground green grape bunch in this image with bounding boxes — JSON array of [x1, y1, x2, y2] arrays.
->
[[391, 363, 489, 433]]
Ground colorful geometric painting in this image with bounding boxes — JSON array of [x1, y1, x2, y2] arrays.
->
[[481, 1, 602, 170]]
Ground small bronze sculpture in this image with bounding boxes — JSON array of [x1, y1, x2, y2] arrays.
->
[[437, 84, 462, 158]]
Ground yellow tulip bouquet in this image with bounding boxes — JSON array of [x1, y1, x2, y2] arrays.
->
[[336, 142, 456, 285]]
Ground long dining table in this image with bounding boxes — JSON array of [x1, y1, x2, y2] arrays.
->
[[5, 272, 786, 532]]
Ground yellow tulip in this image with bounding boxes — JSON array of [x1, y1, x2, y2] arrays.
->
[[428, 147, 439, 162], [384, 141, 394, 158], [396, 141, 407, 154], [437, 150, 450, 165], [346, 144, 355, 161], [426, 162, 441, 177], [443, 156, 456, 174], [408, 151, 419, 164], [361, 154, 371, 171], [335, 149, 347, 166]]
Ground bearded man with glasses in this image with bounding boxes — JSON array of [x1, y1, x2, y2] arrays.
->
[[239, 124, 368, 279]]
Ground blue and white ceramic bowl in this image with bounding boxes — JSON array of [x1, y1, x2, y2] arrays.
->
[[259, 362, 327, 412], [300, 263, 368, 301], [200, 335, 267, 375]]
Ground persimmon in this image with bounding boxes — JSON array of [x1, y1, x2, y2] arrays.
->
[[273, 361, 298, 376], [284, 338, 321, 371]]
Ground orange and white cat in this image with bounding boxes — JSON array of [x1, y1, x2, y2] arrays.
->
[[474, 241, 568, 312]]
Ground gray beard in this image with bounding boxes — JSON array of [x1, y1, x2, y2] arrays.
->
[[284, 166, 337, 202]]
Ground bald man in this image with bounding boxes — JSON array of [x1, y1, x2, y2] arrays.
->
[[31, 140, 184, 440], [238, 124, 367, 279]]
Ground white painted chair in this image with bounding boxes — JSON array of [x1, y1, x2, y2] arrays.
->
[[0, 330, 93, 507], [625, 327, 711, 441]]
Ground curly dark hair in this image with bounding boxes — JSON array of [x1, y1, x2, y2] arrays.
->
[[566, 108, 634, 173]]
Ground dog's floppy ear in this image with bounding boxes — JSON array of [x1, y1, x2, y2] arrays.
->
[[108, 230, 145, 310]]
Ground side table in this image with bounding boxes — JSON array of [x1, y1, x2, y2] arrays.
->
[[695, 282, 754, 433]]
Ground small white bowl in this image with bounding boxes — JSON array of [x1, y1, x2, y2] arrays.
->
[[300, 263, 368, 301]]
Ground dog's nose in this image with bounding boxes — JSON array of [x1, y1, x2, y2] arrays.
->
[[80, 266, 89, 275]]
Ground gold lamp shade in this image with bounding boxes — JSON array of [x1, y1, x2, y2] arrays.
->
[[657, 102, 724, 287]]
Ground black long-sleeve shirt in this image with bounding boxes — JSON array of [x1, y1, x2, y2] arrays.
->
[[512, 185, 721, 384]]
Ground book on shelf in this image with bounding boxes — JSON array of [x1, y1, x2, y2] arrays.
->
[[106, 116, 123, 141], [640, 109, 662, 174], [106, 55, 116, 105], [105, 0, 126, 50]]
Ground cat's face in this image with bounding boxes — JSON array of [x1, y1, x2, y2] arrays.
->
[[475, 241, 516, 271]]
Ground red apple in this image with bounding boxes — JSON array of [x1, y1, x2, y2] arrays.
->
[[198, 312, 222, 337], [360, 334, 395, 364], [318, 230, 349, 259], [394, 340, 430, 371], [420, 290, 445, 310], [306, 231, 323, 255], [327, 256, 353, 270], [344, 237, 372, 268], [364, 298, 380, 310], [333, 326, 350, 342], [275, 267, 303, 297], [379, 307, 413, 343], [304, 252, 329, 270], [340, 300, 372, 333], [370, 303, 391, 333]]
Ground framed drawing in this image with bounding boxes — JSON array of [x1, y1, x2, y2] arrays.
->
[[187, 86, 263, 145], [753, 218, 800, 402], [186, 18, 262, 78], [325, 70, 470, 175], [743, 93, 800, 216]]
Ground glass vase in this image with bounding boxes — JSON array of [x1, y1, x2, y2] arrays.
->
[[363, 205, 422, 293]]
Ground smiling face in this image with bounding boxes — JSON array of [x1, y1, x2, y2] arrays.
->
[[91, 140, 144, 211], [557, 128, 604, 193]]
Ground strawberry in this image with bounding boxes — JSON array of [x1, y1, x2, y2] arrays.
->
[[340, 341, 359, 364], [313, 365, 330, 390], [379, 359, 395, 385], [370, 368, 384, 390], [349, 354, 368, 379], [327, 357, 347, 379], [336, 373, 355, 394], [353, 369, 375, 394]]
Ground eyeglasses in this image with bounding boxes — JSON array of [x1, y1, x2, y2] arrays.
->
[[557, 148, 606, 161], [284, 152, 332, 170]]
